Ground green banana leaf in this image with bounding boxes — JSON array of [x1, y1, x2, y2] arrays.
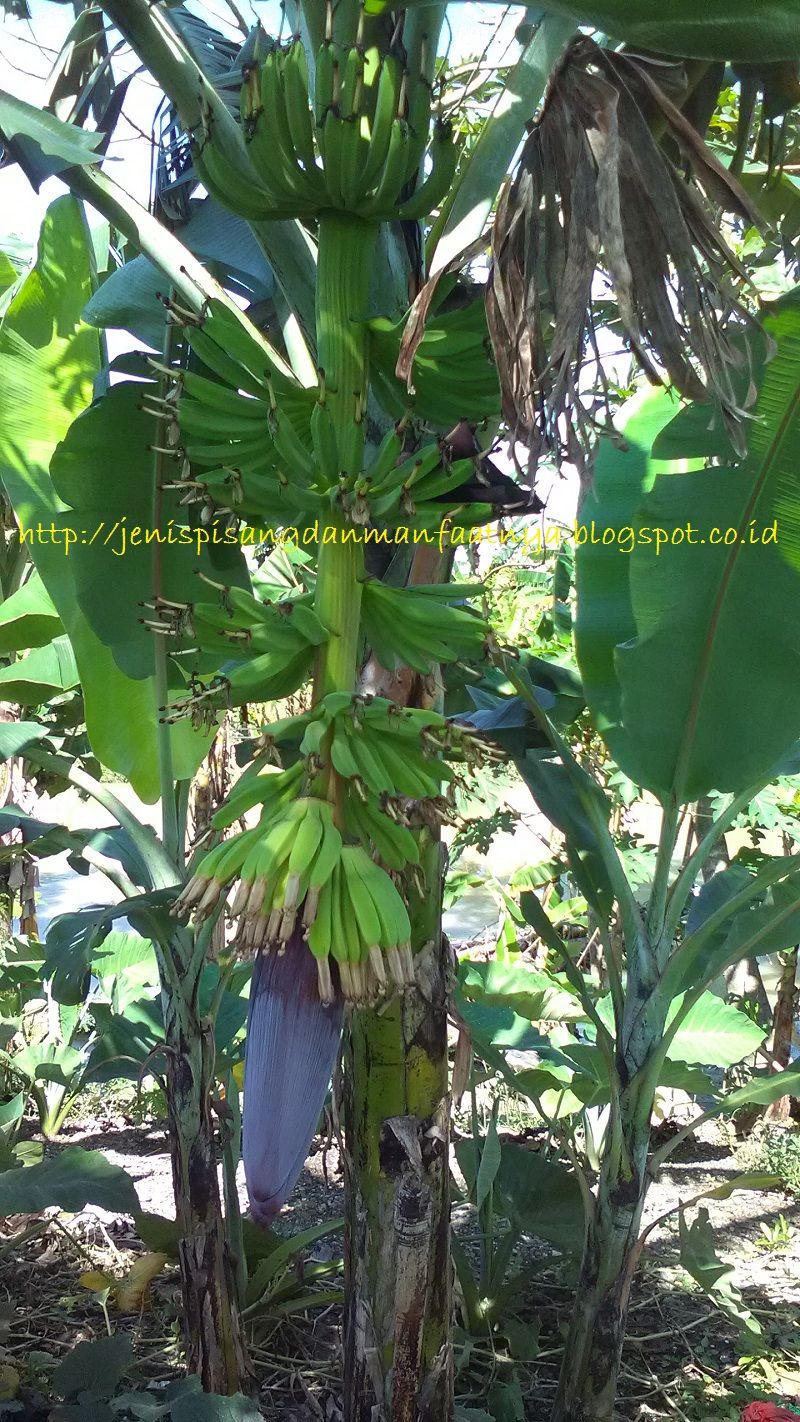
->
[[575, 291, 800, 802], [431, 16, 575, 276], [49, 380, 247, 682], [0, 635, 78, 704], [0, 90, 104, 179], [0, 571, 62, 654], [366, 0, 800, 62], [0, 252, 16, 300], [0, 195, 212, 800]]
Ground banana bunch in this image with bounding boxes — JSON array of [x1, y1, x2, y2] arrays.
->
[[323, 695, 456, 798], [368, 299, 501, 429], [360, 579, 491, 672], [151, 579, 328, 718], [175, 795, 414, 1005], [150, 299, 323, 526], [232, 38, 459, 224], [307, 847, 414, 1004], [356, 426, 484, 522], [344, 792, 420, 872], [157, 297, 498, 536]]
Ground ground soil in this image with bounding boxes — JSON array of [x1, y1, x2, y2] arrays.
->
[[0, 1103, 797, 1422]]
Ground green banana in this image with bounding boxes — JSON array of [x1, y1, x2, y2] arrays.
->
[[359, 117, 411, 218], [402, 71, 434, 181], [331, 726, 363, 782], [310, 400, 340, 484], [192, 130, 275, 222], [306, 875, 336, 1002], [342, 719, 393, 795], [361, 54, 402, 190], [223, 646, 315, 705], [178, 371, 272, 420], [285, 799, 325, 906], [314, 40, 337, 126], [187, 331, 268, 401], [283, 40, 320, 180], [212, 760, 305, 829], [320, 106, 347, 206], [308, 807, 343, 890], [288, 602, 330, 646], [398, 119, 459, 221], [342, 846, 383, 952]]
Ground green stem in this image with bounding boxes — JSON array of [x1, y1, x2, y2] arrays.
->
[[152, 316, 180, 865], [646, 799, 680, 963], [312, 214, 376, 720], [664, 778, 770, 940], [316, 212, 375, 473]]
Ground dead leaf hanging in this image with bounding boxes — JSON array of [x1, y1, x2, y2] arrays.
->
[[486, 37, 767, 483]]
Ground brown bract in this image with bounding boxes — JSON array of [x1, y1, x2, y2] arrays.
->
[[487, 37, 767, 482]]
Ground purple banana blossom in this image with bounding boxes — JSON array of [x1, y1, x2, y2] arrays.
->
[[243, 932, 343, 1226]]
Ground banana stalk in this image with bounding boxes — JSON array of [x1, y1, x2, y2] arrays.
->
[[239, 212, 374, 1219]]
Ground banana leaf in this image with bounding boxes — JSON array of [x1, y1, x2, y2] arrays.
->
[[367, 0, 800, 62], [575, 290, 800, 802], [0, 196, 218, 799]]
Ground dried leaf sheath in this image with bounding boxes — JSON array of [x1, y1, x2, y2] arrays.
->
[[243, 932, 343, 1226], [487, 38, 766, 480]]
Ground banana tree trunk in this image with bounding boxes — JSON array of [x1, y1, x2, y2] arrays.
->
[[553, 974, 667, 1422], [343, 840, 453, 1422], [551, 1105, 650, 1422], [161, 933, 252, 1394]]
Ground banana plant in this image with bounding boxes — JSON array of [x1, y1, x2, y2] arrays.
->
[[3, 3, 800, 1419], [492, 287, 800, 1421]]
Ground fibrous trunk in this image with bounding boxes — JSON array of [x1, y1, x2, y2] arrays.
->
[[343, 841, 453, 1422], [161, 934, 251, 1394], [552, 1104, 650, 1422], [553, 977, 667, 1422]]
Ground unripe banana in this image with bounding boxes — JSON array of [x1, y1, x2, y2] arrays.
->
[[403, 71, 434, 181], [342, 846, 383, 953], [314, 41, 337, 126], [248, 51, 312, 207], [331, 726, 362, 780], [310, 400, 340, 483], [308, 809, 343, 890], [343, 721, 393, 795], [361, 55, 402, 190], [359, 116, 410, 218], [320, 106, 347, 206], [286, 799, 325, 884], [180, 371, 272, 421], [398, 119, 460, 221], [366, 423, 404, 485], [283, 40, 321, 182], [186, 331, 267, 401], [268, 407, 317, 484], [288, 602, 329, 646]]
